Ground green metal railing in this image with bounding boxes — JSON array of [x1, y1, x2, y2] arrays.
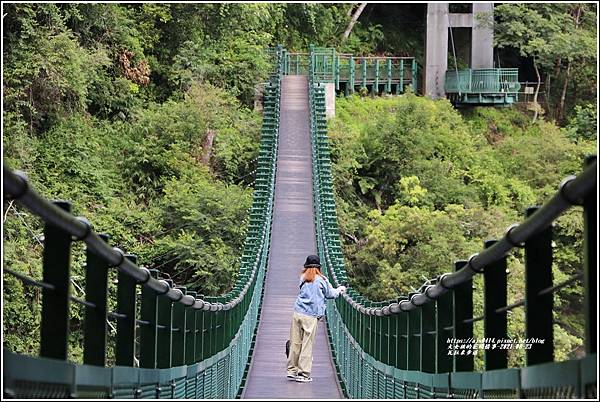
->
[[2, 45, 597, 400], [3, 48, 284, 400], [445, 68, 521, 105], [308, 45, 597, 398], [284, 46, 418, 95], [445, 68, 520, 94]]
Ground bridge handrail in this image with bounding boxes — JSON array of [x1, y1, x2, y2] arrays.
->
[[282, 46, 420, 95], [3, 167, 233, 311], [309, 44, 597, 399], [338, 157, 597, 315], [445, 68, 521, 94], [304, 54, 594, 311], [3, 46, 285, 400]]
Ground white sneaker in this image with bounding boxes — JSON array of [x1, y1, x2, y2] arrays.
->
[[286, 373, 297, 381], [295, 376, 313, 383]]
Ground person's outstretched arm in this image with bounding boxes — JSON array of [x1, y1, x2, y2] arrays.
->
[[320, 278, 346, 299]]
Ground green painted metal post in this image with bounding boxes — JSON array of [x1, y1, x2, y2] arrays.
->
[[349, 300, 357, 342], [359, 308, 367, 355], [171, 287, 187, 367], [195, 309, 205, 362], [185, 292, 197, 365], [349, 57, 355, 94], [309, 45, 315, 78], [332, 48, 336, 83], [388, 312, 398, 368], [398, 60, 404, 94], [407, 299, 421, 371], [40, 201, 72, 360], [469, 69, 473, 93], [381, 314, 390, 365], [411, 59, 417, 92], [421, 300, 435, 373], [115, 254, 138, 366], [83, 233, 110, 366], [204, 309, 214, 359], [157, 292, 173, 368], [213, 308, 222, 354], [361, 58, 367, 89], [139, 269, 159, 368], [296, 54, 300, 75], [369, 309, 375, 358], [453, 260, 473, 372], [335, 55, 340, 90], [386, 59, 392, 93], [583, 156, 597, 354], [228, 303, 236, 344], [374, 59, 379, 95], [397, 300, 408, 370], [378, 312, 385, 361], [483, 240, 508, 370], [218, 308, 227, 352], [436, 290, 454, 373], [372, 313, 379, 360], [364, 308, 372, 356], [524, 206, 554, 365]]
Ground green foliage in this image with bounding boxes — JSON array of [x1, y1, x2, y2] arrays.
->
[[149, 169, 252, 295], [566, 103, 597, 141], [123, 83, 261, 192], [3, 81, 259, 360], [493, 3, 597, 121], [271, 4, 351, 50], [351, 203, 512, 300], [2, 0, 595, 369], [342, 24, 385, 55], [330, 95, 594, 363]]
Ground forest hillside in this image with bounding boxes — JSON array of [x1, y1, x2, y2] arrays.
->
[[2, 3, 597, 368]]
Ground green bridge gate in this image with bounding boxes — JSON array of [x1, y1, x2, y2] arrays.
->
[[281, 46, 521, 106], [2, 46, 597, 399]]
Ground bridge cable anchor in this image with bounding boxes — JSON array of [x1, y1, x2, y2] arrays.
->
[[73, 217, 92, 241], [437, 273, 454, 291], [111, 247, 125, 267], [505, 223, 525, 248], [558, 175, 581, 205], [9, 170, 30, 200], [467, 253, 484, 273]]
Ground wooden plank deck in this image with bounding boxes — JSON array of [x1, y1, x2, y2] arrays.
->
[[242, 76, 344, 399]]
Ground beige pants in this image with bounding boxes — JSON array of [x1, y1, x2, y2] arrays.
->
[[287, 311, 319, 378]]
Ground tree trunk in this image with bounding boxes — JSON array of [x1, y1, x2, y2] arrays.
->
[[545, 73, 552, 118], [554, 58, 562, 80], [557, 61, 571, 123], [556, 5, 582, 123], [547, 59, 560, 113], [532, 59, 541, 123], [201, 129, 216, 166], [341, 3, 367, 42]]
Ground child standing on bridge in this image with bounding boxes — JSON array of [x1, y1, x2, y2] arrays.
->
[[287, 255, 346, 383]]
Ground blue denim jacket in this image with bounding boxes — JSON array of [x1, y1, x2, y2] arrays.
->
[[293, 275, 340, 318]]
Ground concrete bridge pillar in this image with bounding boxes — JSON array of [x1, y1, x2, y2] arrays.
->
[[471, 3, 494, 69], [425, 3, 494, 99], [425, 3, 449, 99]]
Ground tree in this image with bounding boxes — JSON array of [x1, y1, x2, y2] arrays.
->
[[493, 4, 560, 121], [553, 4, 596, 122], [493, 3, 597, 123], [341, 3, 368, 42]]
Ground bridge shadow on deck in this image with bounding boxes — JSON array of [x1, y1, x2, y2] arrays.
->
[[242, 76, 343, 399]]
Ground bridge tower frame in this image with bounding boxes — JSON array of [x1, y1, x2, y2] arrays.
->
[[424, 3, 494, 99]]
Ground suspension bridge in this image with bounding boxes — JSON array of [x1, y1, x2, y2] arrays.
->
[[2, 46, 597, 399]]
